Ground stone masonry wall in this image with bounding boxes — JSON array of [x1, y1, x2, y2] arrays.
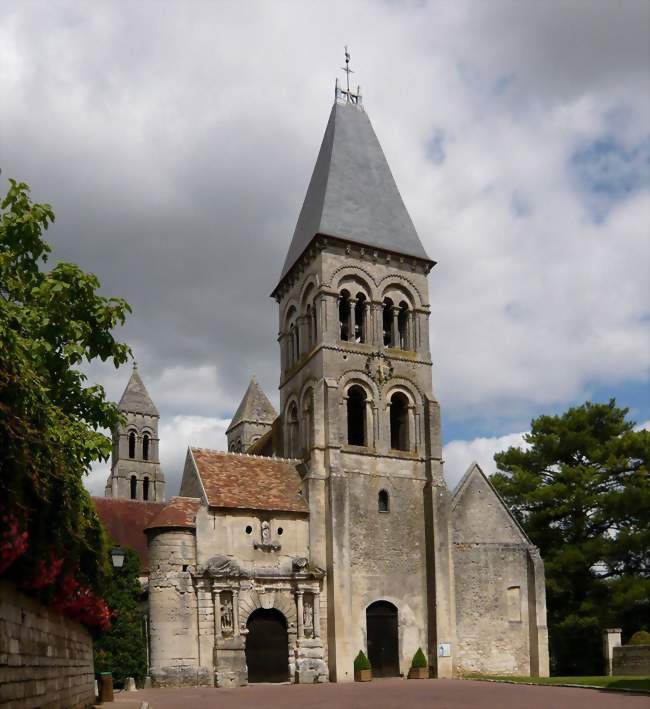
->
[[613, 645, 650, 676], [0, 581, 95, 709]]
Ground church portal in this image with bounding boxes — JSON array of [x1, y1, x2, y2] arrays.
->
[[245, 608, 289, 683], [366, 601, 400, 677]]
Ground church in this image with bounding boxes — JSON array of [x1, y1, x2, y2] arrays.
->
[[95, 76, 549, 687]]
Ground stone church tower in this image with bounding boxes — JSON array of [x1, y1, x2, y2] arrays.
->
[[271, 85, 456, 680], [104, 363, 166, 502]]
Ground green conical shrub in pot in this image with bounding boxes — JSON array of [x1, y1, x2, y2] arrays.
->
[[408, 648, 429, 679], [354, 650, 372, 682]]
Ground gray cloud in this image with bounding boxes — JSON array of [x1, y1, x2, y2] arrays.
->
[[1, 1, 648, 495]]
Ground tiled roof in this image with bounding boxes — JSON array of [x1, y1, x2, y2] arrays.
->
[[226, 376, 277, 433], [190, 448, 308, 514], [92, 497, 165, 571], [145, 497, 200, 531]]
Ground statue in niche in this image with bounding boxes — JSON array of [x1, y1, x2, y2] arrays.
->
[[220, 594, 233, 633], [261, 520, 271, 544], [303, 598, 313, 629]]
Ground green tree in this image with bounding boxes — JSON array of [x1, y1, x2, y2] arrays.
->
[[0, 178, 131, 603], [94, 549, 147, 686], [492, 400, 650, 674]]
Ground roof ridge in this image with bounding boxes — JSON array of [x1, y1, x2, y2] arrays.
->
[[190, 446, 302, 464]]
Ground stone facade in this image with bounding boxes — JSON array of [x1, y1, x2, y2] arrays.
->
[[120, 91, 549, 687], [0, 581, 95, 709], [612, 645, 650, 676]]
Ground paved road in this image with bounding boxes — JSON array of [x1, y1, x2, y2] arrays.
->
[[112, 678, 649, 709]]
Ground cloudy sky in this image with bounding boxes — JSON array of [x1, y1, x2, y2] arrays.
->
[[2, 1, 649, 495]]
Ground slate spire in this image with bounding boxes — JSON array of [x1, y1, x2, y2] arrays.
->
[[226, 376, 277, 433], [118, 361, 159, 416], [277, 97, 431, 286]]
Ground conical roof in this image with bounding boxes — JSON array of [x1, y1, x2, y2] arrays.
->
[[278, 100, 431, 285], [226, 376, 277, 433], [118, 363, 159, 416]]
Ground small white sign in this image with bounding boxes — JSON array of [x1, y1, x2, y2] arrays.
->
[[438, 643, 451, 657]]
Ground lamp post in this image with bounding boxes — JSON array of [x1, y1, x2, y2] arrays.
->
[[110, 546, 125, 569]]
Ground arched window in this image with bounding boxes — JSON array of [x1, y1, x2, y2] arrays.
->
[[288, 324, 296, 367], [355, 293, 366, 343], [143, 476, 150, 501], [382, 298, 394, 347], [390, 392, 409, 451], [287, 402, 299, 457], [142, 433, 150, 461], [339, 289, 351, 341], [398, 302, 409, 350], [130, 475, 137, 500], [128, 431, 136, 459], [378, 489, 390, 512], [347, 385, 366, 446]]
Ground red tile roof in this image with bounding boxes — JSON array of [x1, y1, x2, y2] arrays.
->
[[92, 497, 165, 571], [145, 497, 200, 531], [190, 448, 309, 514]]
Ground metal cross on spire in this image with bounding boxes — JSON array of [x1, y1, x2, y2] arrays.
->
[[342, 46, 353, 94], [335, 46, 363, 106]]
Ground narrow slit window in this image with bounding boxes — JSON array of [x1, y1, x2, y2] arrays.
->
[[398, 302, 409, 349], [128, 431, 136, 459], [378, 489, 389, 512], [143, 476, 150, 501], [142, 433, 150, 460], [355, 293, 366, 343], [130, 475, 137, 500], [382, 298, 393, 346], [339, 290, 351, 341]]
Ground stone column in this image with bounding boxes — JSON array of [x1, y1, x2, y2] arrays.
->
[[391, 306, 399, 348], [362, 301, 370, 343], [348, 298, 356, 342], [233, 589, 240, 637], [603, 628, 621, 676], [296, 591, 304, 639], [313, 592, 321, 638]]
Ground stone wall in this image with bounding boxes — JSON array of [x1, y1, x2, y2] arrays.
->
[[613, 645, 650, 676], [0, 581, 95, 708]]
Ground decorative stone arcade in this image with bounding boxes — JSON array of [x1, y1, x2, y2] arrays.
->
[[192, 555, 328, 686]]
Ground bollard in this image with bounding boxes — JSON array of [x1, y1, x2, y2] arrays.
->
[[99, 672, 114, 703], [126, 676, 137, 691]]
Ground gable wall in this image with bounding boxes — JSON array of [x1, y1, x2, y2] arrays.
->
[[451, 469, 545, 676]]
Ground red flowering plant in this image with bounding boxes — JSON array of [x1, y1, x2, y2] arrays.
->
[[0, 511, 29, 575], [0, 179, 130, 633]]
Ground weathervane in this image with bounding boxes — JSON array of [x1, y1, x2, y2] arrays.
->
[[335, 46, 362, 106]]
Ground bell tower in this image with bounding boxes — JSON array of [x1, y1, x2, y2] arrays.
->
[[104, 362, 166, 502], [271, 68, 454, 681]]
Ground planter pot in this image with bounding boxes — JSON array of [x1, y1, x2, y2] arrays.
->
[[354, 668, 372, 682], [408, 667, 429, 679]]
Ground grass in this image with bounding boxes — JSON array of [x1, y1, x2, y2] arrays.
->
[[463, 674, 650, 692]]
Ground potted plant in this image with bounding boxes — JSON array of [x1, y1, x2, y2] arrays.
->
[[407, 648, 428, 679], [354, 650, 372, 681]]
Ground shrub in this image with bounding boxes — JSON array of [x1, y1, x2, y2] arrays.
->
[[354, 650, 371, 672], [411, 647, 428, 668], [629, 631, 650, 645]]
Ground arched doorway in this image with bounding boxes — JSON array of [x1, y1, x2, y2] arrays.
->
[[366, 601, 399, 677], [245, 608, 289, 683]]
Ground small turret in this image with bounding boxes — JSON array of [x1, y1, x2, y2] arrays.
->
[[226, 376, 277, 453]]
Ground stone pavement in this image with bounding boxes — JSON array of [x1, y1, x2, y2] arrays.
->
[[108, 678, 650, 709]]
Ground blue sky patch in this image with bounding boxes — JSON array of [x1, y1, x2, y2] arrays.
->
[[571, 134, 650, 221]]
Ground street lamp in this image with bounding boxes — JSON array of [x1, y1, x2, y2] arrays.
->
[[110, 546, 125, 569]]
